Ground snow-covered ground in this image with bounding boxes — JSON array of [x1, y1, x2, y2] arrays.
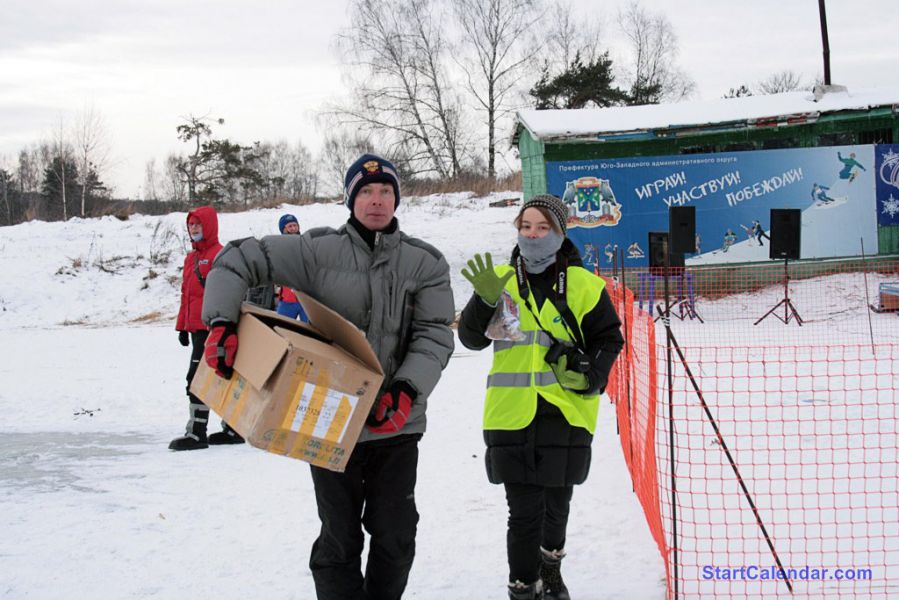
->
[[0, 193, 666, 599]]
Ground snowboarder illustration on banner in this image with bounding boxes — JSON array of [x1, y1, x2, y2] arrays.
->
[[694, 233, 701, 254], [837, 151, 866, 183]]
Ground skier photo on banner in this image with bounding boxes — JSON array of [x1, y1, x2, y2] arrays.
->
[[837, 151, 866, 182]]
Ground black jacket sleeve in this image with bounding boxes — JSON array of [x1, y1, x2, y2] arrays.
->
[[458, 292, 496, 351], [581, 288, 624, 395]]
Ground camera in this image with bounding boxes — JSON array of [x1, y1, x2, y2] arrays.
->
[[545, 340, 592, 373]]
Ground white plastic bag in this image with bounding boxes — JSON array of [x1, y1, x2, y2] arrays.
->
[[485, 291, 527, 341]]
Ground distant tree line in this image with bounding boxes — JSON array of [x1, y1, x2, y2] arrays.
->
[[140, 115, 320, 209]]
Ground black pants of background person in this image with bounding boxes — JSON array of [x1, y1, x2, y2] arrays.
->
[[504, 483, 574, 584], [186, 330, 209, 401], [309, 434, 421, 600], [185, 330, 209, 436]]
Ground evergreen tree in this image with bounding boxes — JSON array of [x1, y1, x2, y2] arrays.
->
[[41, 157, 79, 221], [0, 168, 13, 225], [174, 116, 267, 206], [530, 52, 628, 110]]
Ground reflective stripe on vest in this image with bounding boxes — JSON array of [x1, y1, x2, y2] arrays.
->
[[492, 330, 554, 352], [484, 265, 605, 433]]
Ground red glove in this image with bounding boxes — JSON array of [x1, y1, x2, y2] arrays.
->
[[204, 322, 238, 379], [367, 383, 415, 434]]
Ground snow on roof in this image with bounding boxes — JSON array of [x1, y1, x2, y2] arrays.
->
[[515, 86, 899, 143]]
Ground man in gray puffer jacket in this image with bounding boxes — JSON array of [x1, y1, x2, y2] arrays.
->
[[200, 153, 455, 600]]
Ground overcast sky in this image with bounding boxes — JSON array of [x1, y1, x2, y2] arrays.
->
[[1, 0, 896, 197]]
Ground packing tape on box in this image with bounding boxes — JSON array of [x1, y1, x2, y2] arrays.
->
[[283, 363, 357, 446], [197, 369, 224, 412], [222, 376, 251, 424]]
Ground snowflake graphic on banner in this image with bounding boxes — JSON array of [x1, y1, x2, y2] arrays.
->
[[882, 195, 899, 219]]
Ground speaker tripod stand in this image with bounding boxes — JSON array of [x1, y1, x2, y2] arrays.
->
[[754, 258, 803, 326]]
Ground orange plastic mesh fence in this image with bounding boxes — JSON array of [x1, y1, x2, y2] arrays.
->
[[603, 258, 899, 599]]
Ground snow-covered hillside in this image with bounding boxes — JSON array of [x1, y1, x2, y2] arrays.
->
[[0, 193, 525, 329]]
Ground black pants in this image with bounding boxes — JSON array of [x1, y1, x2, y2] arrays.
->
[[309, 435, 420, 600], [504, 483, 574, 584], [186, 330, 208, 403], [184, 330, 209, 437]]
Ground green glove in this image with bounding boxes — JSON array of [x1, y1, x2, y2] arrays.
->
[[550, 354, 589, 391], [461, 252, 513, 306]]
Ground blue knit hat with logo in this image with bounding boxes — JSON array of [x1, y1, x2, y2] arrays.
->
[[344, 153, 401, 211], [278, 213, 299, 233]]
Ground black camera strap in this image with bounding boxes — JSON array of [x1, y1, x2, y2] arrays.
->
[[513, 253, 586, 351]]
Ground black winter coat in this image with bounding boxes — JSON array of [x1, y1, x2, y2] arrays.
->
[[458, 240, 624, 486]]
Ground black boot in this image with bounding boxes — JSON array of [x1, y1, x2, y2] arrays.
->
[[508, 579, 543, 600], [169, 401, 209, 451], [168, 433, 208, 450], [540, 548, 570, 600], [208, 422, 245, 445]]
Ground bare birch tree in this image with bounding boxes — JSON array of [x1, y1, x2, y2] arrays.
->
[[72, 106, 112, 216], [0, 159, 12, 226], [331, 0, 467, 179], [256, 140, 318, 201], [453, 0, 542, 179], [45, 119, 73, 221], [143, 159, 160, 201], [617, 1, 694, 104], [320, 130, 373, 197], [163, 155, 187, 204], [539, 0, 603, 75]]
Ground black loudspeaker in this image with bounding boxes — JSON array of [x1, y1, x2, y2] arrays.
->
[[769, 209, 801, 260], [648, 231, 684, 274], [669, 206, 696, 253]]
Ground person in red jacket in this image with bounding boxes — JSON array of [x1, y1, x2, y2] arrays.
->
[[171, 206, 243, 450]]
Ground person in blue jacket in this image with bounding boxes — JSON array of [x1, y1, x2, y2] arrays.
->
[[275, 214, 309, 323]]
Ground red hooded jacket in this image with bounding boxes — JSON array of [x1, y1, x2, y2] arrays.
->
[[176, 206, 223, 332]]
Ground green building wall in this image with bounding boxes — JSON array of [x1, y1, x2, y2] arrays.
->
[[518, 129, 547, 201]]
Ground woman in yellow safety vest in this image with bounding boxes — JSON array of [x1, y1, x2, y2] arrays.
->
[[458, 194, 624, 600]]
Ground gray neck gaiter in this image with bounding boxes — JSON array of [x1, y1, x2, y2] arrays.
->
[[517, 231, 564, 274]]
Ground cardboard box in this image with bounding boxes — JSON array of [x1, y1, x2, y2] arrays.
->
[[189, 293, 384, 472]]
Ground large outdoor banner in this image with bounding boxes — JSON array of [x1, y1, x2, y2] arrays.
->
[[876, 144, 899, 227], [546, 144, 882, 270]]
